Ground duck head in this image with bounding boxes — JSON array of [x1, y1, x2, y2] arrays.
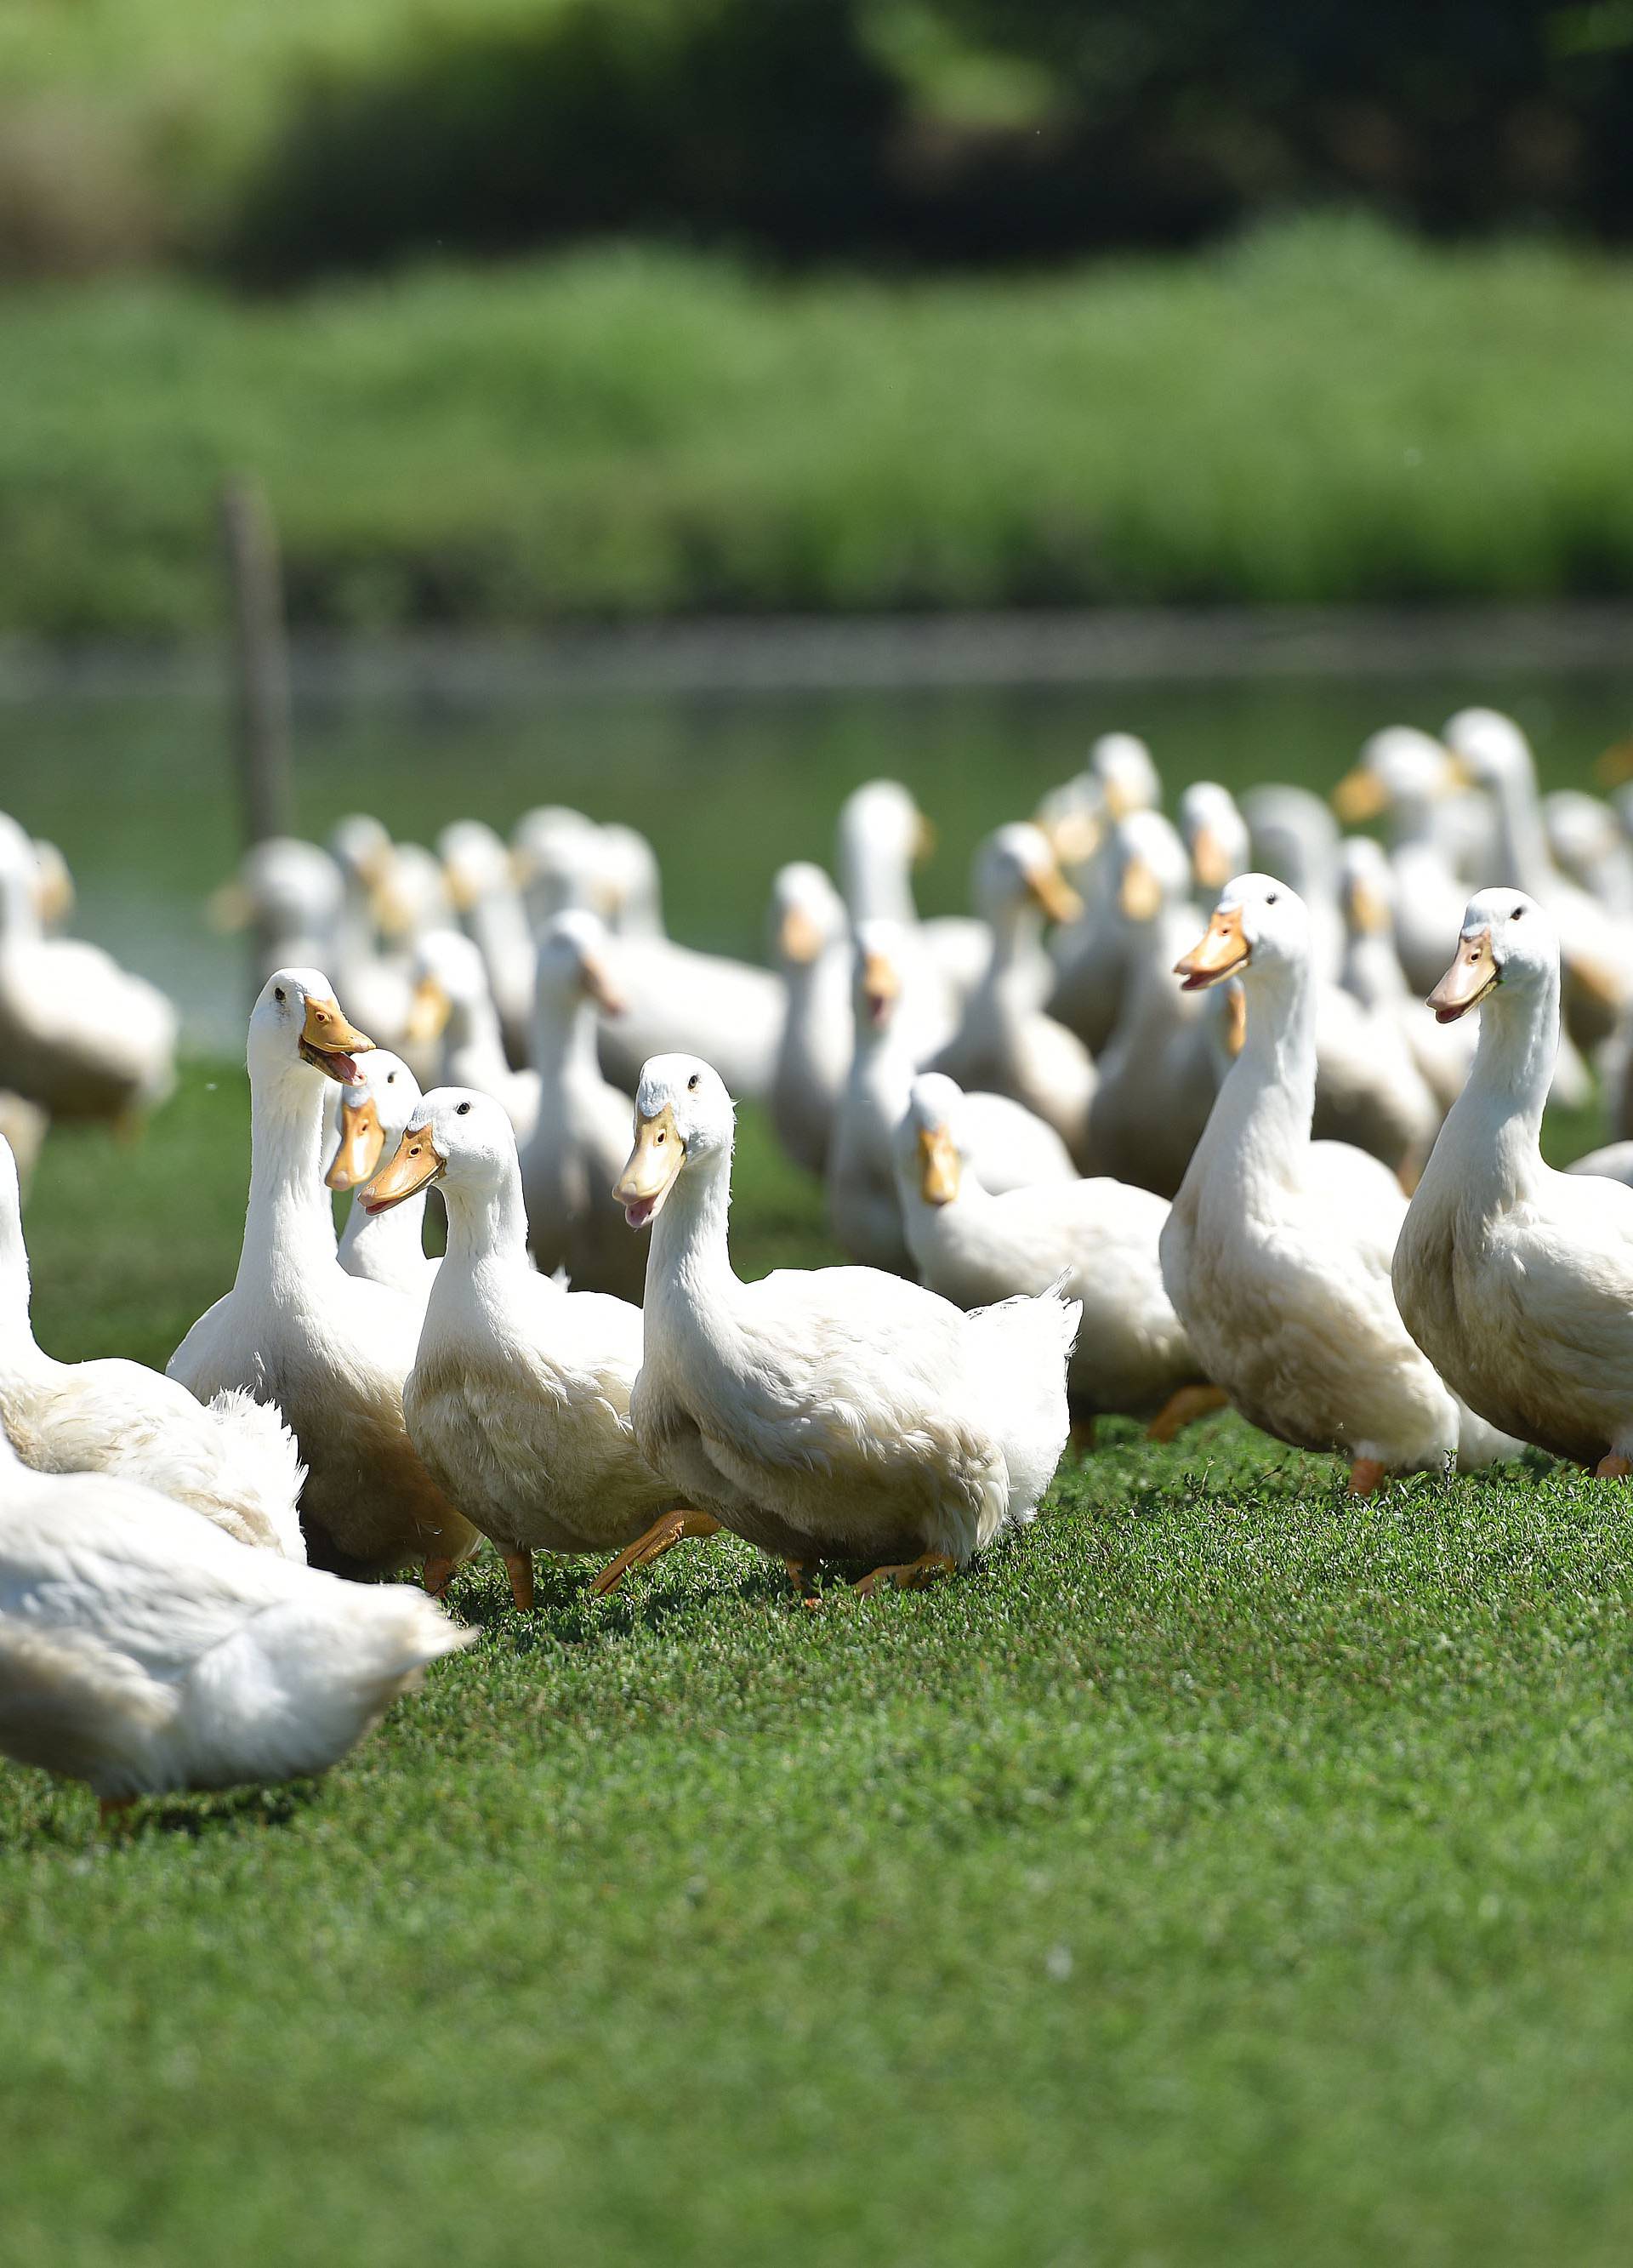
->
[[365, 1086, 515, 1213], [1175, 873, 1309, 992], [535, 908, 627, 1020], [248, 966, 373, 1088], [972, 823, 1082, 928], [1427, 890, 1556, 1024], [1177, 783, 1249, 895], [768, 861, 846, 969], [614, 1055, 734, 1229], [1111, 810, 1191, 927], [406, 926, 492, 1046], [895, 1073, 970, 1208], [326, 1047, 424, 1193]]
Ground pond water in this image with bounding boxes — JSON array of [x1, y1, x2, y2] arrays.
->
[[2, 650, 1628, 1049]]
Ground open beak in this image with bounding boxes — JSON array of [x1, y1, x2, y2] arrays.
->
[[299, 995, 374, 1084], [614, 1103, 683, 1229], [779, 904, 826, 966], [1190, 826, 1234, 892], [580, 951, 627, 1017], [918, 1124, 961, 1206], [1332, 768, 1389, 823], [1118, 857, 1164, 923], [1427, 928, 1499, 1023], [405, 975, 451, 1046], [326, 1095, 385, 1191], [1175, 905, 1249, 991], [362, 1124, 444, 1214], [861, 949, 900, 1028], [1027, 861, 1084, 926], [206, 879, 253, 933]]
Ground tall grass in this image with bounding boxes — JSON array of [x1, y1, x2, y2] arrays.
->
[[3, 217, 1632, 635]]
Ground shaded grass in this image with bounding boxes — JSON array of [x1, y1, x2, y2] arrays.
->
[[7, 1065, 1633, 2263], [5, 217, 1633, 635]]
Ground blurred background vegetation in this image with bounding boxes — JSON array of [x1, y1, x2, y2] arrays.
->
[[0, 0, 1630, 634]]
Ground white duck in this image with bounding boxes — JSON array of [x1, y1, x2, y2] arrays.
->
[[0, 1136, 304, 1557], [0, 812, 175, 1128], [836, 778, 985, 1023], [586, 823, 784, 1101], [1243, 784, 1346, 983], [405, 926, 539, 1143], [168, 968, 480, 1590], [207, 835, 344, 989], [1394, 890, 1633, 1473], [1444, 707, 1629, 1051], [933, 823, 1093, 1163], [1084, 811, 1224, 1198], [439, 818, 535, 1063], [0, 1427, 470, 1821], [326, 1048, 440, 1308], [327, 814, 417, 1052], [1160, 875, 1517, 1492], [367, 1088, 709, 1609], [1337, 834, 1472, 1117], [518, 910, 645, 1303], [1332, 727, 1472, 995], [893, 1075, 1221, 1445], [1045, 733, 1164, 1051], [767, 861, 852, 1178], [608, 1053, 1078, 1595], [828, 920, 1076, 1273], [1544, 790, 1633, 917], [1177, 782, 1250, 904]]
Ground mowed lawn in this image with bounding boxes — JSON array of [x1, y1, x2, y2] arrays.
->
[[7, 1061, 1633, 2265]]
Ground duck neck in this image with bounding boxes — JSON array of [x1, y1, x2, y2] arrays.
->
[[1438, 972, 1556, 1205], [437, 1156, 536, 1304], [843, 832, 915, 926], [1488, 765, 1551, 899], [533, 988, 600, 1093], [0, 1173, 42, 1371], [1203, 954, 1317, 1189], [856, 1011, 913, 1121], [450, 988, 510, 1086], [237, 1063, 340, 1291], [647, 1143, 737, 1319], [339, 1178, 426, 1278]]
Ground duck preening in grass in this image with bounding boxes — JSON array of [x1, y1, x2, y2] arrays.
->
[[607, 1054, 1078, 1599]]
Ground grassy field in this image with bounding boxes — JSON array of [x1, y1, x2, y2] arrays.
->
[[5, 1060, 1633, 2264], [5, 218, 1633, 635]]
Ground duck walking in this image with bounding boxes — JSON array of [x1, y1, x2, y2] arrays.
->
[[610, 1054, 1078, 1597]]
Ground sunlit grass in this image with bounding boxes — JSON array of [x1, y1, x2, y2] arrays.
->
[[6, 1065, 1633, 2262]]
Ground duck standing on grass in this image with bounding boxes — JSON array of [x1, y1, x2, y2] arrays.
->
[[892, 1074, 1222, 1451], [1159, 876, 1519, 1494], [168, 969, 481, 1593], [0, 1427, 472, 1825], [601, 1054, 1078, 1599], [1395, 890, 1633, 1474], [364, 1088, 715, 1610]]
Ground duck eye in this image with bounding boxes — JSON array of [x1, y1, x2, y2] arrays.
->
[[1511, 906, 1524, 920], [456, 1100, 471, 1115], [274, 986, 286, 1003], [1265, 892, 1279, 905], [688, 1073, 700, 1091], [655, 1129, 666, 1144]]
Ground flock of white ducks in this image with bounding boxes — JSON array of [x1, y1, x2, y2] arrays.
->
[[7, 702, 1633, 1819]]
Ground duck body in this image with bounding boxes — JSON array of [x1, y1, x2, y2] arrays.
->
[[0, 1137, 304, 1556], [620, 1057, 1077, 1575], [0, 1432, 470, 1806], [379, 1091, 682, 1587], [895, 1077, 1203, 1422], [1395, 891, 1633, 1467], [168, 970, 479, 1584], [0, 815, 175, 1125], [1162, 878, 1508, 1482]]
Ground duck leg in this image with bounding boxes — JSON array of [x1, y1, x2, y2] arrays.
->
[[854, 1551, 958, 1596], [1147, 1383, 1229, 1444], [1596, 1452, 1633, 1479], [422, 1554, 458, 1599], [589, 1510, 722, 1597], [1348, 1457, 1387, 1498], [784, 1559, 822, 1607], [502, 1549, 535, 1610], [1069, 1416, 1096, 1456]]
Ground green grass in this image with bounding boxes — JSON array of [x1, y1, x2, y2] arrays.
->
[[5, 1062, 1633, 2263], [5, 217, 1633, 635]]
